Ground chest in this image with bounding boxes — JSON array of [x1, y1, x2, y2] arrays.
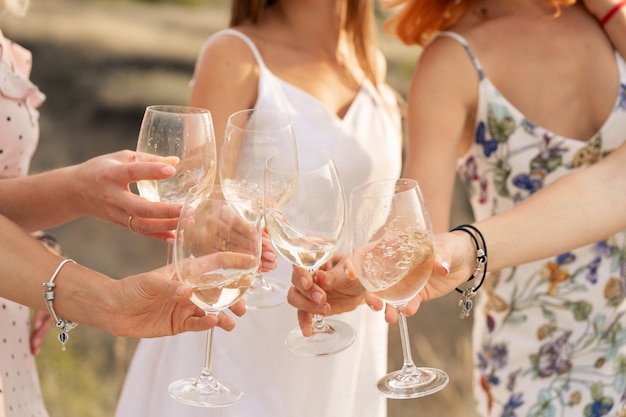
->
[[262, 52, 363, 119]]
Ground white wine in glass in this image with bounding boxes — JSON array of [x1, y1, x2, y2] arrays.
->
[[349, 178, 449, 398], [135, 105, 217, 204], [220, 108, 298, 309], [168, 184, 262, 407], [265, 146, 356, 356]]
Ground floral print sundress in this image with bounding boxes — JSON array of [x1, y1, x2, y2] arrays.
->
[[443, 31, 626, 417]]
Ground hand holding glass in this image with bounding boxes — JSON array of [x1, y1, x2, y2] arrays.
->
[[135, 104, 217, 263], [264, 147, 356, 356], [168, 184, 262, 407], [349, 178, 449, 398]]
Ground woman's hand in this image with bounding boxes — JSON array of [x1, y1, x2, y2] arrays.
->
[[72, 150, 183, 241], [377, 231, 478, 323], [288, 253, 366, 336], [105, 253, 254, 338]]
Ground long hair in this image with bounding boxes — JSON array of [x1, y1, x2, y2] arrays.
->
[[382, 0, 576, 47], [229, 0, 380, 86]]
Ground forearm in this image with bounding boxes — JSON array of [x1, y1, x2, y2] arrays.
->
[[0, 165, 83, 231], [475, 149, 626, 271], [0, 214, 116, 329]]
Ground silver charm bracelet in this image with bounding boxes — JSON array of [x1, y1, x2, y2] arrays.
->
[[42, 258, 78, 351], [451, 224, 488, 319]]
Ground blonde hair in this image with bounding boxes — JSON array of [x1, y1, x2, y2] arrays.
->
[[0, 0, 29, 17], [382, 0, 576, 47], [229, 0, 381, 87]]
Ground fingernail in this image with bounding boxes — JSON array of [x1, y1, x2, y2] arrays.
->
[[315, 304, 328, 313], [312, 292, 323, 304], [175, 284, 187, 296], [161, 165, 176, 175], [263, 251, 276, 261], [299, 275, 308, 288], [441, 261, 451, 274]]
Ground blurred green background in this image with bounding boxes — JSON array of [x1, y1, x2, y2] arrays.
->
[[2, 0, 475, 415]]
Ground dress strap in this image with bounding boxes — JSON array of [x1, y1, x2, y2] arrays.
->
[[438, 31, 485, 80], [206, 28, 268, 70]]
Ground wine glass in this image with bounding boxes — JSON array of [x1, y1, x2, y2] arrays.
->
[[264, 146, 356, 356], [220, 108, 298, 309], [348, 178, 449, 398], [135, 104, 217, 262], [168, 184, 262, 407]]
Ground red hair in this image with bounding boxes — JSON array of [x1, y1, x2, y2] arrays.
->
[[382, 0, 577, 47]]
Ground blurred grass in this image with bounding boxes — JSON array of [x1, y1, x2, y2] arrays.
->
[[3, 0, 475, 416]]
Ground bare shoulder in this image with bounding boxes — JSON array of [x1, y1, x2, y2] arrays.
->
[[190, 27, 260, 114], [412, 34, 479, 106], [196, 28, 258, 70]]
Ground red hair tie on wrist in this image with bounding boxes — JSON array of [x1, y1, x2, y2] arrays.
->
[[600, 0, 626, 27]]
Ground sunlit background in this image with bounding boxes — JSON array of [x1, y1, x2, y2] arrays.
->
[[2, 0, 476, 415]]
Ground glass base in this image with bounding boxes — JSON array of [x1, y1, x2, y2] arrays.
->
[[168, 377, 243, 407], [285, 319, 356, 356], [243, 273, 289, 310], [376, 367, 449, 399]]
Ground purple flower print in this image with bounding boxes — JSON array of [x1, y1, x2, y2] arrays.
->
[[535, 331, 572, 378]]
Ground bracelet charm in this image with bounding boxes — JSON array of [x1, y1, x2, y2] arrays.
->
[[450, 224, 488, 319], [458, 287, 476, 318], [42, 258, 78, 351]]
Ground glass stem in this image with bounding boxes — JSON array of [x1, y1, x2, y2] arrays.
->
[[312, 314, 329, 331], [398, 311, 417, 374], [195, 327, 220, 390], [250, 271, 270, 290]]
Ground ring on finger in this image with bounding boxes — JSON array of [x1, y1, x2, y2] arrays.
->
[[127, 215, 135, 233]]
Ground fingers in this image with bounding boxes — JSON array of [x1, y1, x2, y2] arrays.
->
[[123, 200, 185, 241], [364, 292, 385, 312], [297, 309, 314, 337], [403, 294, 422, 317], [180, 314, 221, 333], [124, 213, 180, 241], [288, 267, 330, 314], [215, 311, 237, 331], [260, 234, 277, 272], [115, 150, 179, 183], [384, 304, 399, 323], [30, 310, 53, 356], [228, 300, 247, 317]]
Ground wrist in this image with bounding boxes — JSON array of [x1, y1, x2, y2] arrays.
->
[[61, 163, 87, 217], [55, 265, 116, 332]]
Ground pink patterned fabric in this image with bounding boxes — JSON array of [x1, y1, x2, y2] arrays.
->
[[0, 29, 44, 178], [0, 29, 48, 417]]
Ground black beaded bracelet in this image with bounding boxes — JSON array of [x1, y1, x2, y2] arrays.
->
[[450, 224, 488, 319]]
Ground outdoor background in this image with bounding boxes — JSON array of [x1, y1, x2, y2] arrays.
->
[[2, 0, 477, 415]]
